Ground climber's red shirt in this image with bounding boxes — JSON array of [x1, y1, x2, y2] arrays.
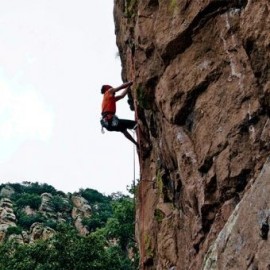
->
[[102, 90, 116, 115]]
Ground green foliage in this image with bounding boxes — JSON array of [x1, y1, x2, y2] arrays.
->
[[136, 84, 151, 110], [127, 180, 139, 197], [156, 170, 164, 195], [0, 221, 138, 270], [82, 216, 102, 232], [0, 240, 51, 270], [105, 245, 138, 270], [0, 184, 139, 269], [80, 188, 113, 232], [144, 234, 153, 257], [6, 226, 22, 237], [105, 197, 135, 250], [109, 191, 130, 201], [43, 219, 58, 230], [170, 0, 177, 10], [80, 188, 109, 204], [50, 195, 72, 213], [154, 209, 165, 224], [5, 182, 72, 230], [82, 202, 112, 232], [9, 182, 58, 196], [15, 193, 41, 210], [124, 0, 138, 18], [16, 211, 44, 229], [48, 224, 110, 269]]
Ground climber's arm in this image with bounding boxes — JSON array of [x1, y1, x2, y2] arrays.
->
[[115, 86, 131, 101], [108, 81, 133, 95]]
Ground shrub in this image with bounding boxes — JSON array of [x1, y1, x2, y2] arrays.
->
[[80, 188, 108, 204], [15, 193, 41, 210], [6, 226, 22, 237], [50, 195, 72, 212], [16, 211, 44, 229]]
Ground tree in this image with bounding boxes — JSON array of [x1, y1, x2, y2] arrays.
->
[[106, 197, 135, 249], [0, 184, 139, 269], [15, 193, 41, 210], [50, 195, 72, 213], [80, 188, 109, 204], [16, 211, 44, 229]]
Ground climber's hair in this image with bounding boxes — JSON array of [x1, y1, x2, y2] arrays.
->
[[101, 85, 112, 94]]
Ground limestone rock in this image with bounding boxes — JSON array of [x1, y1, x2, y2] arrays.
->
[[39, 193, 54, 213], [0, 198, 16, 225], [71, 195, 92, 235], [71, 195, 92, 219], [0, 198, 17, 242], [23, 205, 36, 216], [0, 185, 15, 198], [8, 233, 24, 244], [29, 222, 55, 242], [0, 231, 5, 243]]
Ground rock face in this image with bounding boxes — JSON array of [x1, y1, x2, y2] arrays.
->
[[39, 192, 54, 213], [0, 185, 15, 198], [71, 195, 92, 235], [203, 159, 270, 270], [29, 222, 55, 243], [114, 0, 270, 269], [0, 186, 93, 243], [0, 198, 16, 241]]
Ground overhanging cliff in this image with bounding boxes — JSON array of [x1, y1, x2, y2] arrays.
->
[[113, 0, 270, 269]]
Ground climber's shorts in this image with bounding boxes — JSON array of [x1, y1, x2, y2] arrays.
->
[[106, 118, 137, 132]]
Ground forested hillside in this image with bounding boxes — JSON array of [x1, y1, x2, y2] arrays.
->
[[0, 182, 138, 270]]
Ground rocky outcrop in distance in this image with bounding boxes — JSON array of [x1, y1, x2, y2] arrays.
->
[[72, 195, 92, 235], [113, 0, 270, 269], [0, 184, 92, 243], [0, 198, 16, 242]]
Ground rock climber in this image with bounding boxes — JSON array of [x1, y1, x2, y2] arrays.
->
[[100, 81, 138, 147]]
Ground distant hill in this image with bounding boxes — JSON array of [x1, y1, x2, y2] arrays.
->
[[0, 182, 138, 269]]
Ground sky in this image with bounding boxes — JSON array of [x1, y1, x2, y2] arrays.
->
[[0, 0, 139, 195]]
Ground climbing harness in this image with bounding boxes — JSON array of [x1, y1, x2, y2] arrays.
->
[[100, 114, 119, 134]]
